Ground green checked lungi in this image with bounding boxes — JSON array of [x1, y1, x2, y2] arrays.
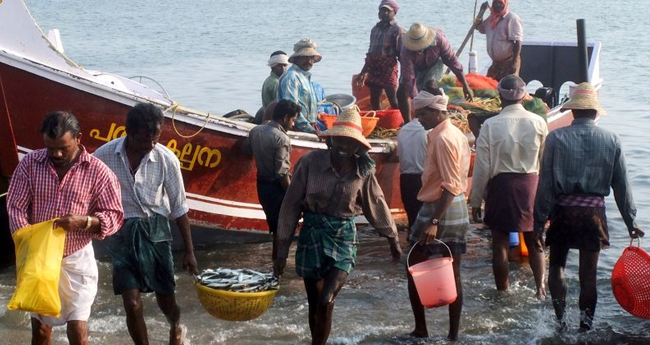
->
[[296, 213, 357, 280]]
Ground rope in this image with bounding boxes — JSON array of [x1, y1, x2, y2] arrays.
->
[[163, 102, 213, 139], [0, 192, 7, 198]]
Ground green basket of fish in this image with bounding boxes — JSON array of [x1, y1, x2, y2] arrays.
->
[[194, 268, 279, 321]]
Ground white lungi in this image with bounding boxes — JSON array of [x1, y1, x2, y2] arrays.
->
[[32, 242, 98, 326]]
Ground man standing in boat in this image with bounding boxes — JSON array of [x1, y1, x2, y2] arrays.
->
[[277, 38, 322, 134], [397, 22, 473, 123], [406, 90, 471, 341], [255, 51, 289, 124], [469, 75, 547, 299], [533, 83, 644, 331], [7, 111, 124, 345], [94, 103, 198, 345], [243, 99, 301, 260], [356, 0, 403, 110], [475, 0, 523, 81]]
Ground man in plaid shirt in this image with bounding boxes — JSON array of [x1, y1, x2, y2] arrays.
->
[[8, 111, 123, 345], [94, 103, 198, 345]]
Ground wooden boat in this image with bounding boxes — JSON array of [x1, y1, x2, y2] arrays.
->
[[0, 0, 602, 239]]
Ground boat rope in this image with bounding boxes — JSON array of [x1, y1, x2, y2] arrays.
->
[[163, 102, 213, 139], [0, 192, 7, 198]]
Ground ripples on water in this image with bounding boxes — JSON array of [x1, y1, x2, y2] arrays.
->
[[1, 0, 648, 343]]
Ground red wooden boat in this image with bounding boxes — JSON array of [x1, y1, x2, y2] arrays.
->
[[0, 0, 602, 239]]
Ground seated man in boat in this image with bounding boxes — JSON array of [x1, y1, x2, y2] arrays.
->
[[406, 89, 471, 341], [255, 51, 289, 124], [475, 0, 523, 81], [356, 0, 403, 110], [94, 103, 198, 345], [7, 111, 124, 345], [469, 75, 547, 299], [398, 22, 473, 123], [277, 38, 322, 134], [243, 99, 301, 260], [533, 83, 644, 331], [273, 107, 402, 345]]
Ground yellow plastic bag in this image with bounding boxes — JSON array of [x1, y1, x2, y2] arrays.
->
[[7, 219, 65, 317]]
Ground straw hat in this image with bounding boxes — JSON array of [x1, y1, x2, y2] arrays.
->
[[289, 38, 323, 63], [561, 82, 606, 115], [319, 107, 371, 150], [403, 23, 436, 51]]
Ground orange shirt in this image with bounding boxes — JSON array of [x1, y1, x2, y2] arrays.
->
[[418, 119, 471, 203]]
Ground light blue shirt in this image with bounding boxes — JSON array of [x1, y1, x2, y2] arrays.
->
[[94, 137, 189, 219], [397, 118, 428, 174], [277, 64, 318, 133]]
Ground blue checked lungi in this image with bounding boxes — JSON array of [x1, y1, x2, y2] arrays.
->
[[409, 194, 469, 255]]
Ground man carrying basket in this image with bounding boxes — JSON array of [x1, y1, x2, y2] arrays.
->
[[533, 82, 644, 331]]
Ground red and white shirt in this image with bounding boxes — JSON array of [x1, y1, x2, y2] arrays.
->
[[7, 146, 124, 256]]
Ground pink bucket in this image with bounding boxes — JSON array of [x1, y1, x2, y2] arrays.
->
[[407, 240, 457, 308]]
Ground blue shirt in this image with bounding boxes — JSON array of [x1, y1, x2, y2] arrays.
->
[[277, 64, 318, 133], [533, 118, 638, 233]]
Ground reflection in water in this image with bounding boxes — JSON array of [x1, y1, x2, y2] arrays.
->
[[2, 226, 649, 344]]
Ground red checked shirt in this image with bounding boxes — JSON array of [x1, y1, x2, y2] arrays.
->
[[7, 146, 124, 256]]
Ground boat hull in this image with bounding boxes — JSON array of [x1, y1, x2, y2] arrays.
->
[[0, 62, 403, 233]]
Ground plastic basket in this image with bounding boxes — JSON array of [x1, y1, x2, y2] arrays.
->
[[611, 238, 650, 319], [195, 283, 278, 321], [359, 111, 379, 137], [375, 109, 403, 129]]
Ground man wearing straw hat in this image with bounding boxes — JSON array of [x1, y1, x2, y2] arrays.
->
[[533, 82, 644, 331], [470, 75, 547, 299], [397, 23, 473, 123], [277, 38, 322, 134], [356, 0, 403, 110], [475, 0, 523, 81], [273, 107, 402, 345], [406, 89, 471, 341]]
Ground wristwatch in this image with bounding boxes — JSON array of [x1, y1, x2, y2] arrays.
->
[[431, 218, 440, 225]]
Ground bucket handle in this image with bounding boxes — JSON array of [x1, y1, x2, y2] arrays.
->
[[407, 239, 453, 270], [629, 237, 641, 249], [317, 101, 341, 116]]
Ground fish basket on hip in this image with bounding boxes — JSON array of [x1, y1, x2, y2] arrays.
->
[[611, 238, 650, 319], [195, 283, 278, 321]]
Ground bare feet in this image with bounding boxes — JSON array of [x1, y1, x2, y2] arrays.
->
[[535, 285, 547, 301], [409, 330, 428, 338], [170, 324, 187, 345]]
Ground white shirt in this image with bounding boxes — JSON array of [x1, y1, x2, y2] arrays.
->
[[94, 137, 189, 219], [469, 104, 548, 208], [396, 118, 429, 174]]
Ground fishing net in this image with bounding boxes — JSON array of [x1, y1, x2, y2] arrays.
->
[[611, 240, 650, 319]]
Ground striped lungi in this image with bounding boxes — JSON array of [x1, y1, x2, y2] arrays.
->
[[295, 213, 357, 280], [546, 195, 608, 252], [409, 194, 469, 254]]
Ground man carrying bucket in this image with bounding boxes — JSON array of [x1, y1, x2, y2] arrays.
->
[[469, 75, 548, 299], [533, 82, 644, 331], [406, 89, 471, 341]]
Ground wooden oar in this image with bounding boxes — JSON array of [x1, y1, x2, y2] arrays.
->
[[445, 1, 489, 75]]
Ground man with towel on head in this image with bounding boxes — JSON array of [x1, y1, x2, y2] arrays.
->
[[475, 0, 523, 81], [406, 89, 471, 341], [254, 51, 289, 124], [356, 0, 403, 110], [398, 23, 473, 123], [533, 82, 644, 331], [470, 75, 548, 299], [278, 38, 323, 134]]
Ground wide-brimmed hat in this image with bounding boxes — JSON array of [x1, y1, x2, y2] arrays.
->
[[561, 82, 606, 115], [403, 23, 436, 51], [289, 38, 323, 63], [319, 107, 371, 150]]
